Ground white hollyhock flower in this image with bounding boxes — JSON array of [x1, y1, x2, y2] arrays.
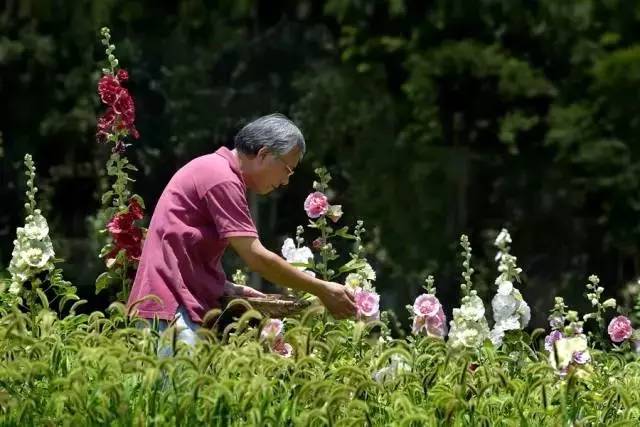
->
[[496, 316, 520, 331], [345, 273, 362, 290], [290, 246, 313, 265], [490, 327, 505, 347], [492, 294, 517, 317], [497, 281, 513, 295], [361, 262, 376, 281], [495, 229, 512, 247], [23, 211, 49, 240], [449, 299, 490, 350], [516, 300, 531, 327], [460, 295, 485, 322], [281, 238, 296, 260], [281, 237, 315, 276]]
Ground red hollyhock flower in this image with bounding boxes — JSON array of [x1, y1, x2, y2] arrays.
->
[[97, 108, 116, 132], [96, 69, 140, 147], [98, 75, 122, 105], [116, 69, 129, 82], [105, 198, 145, 263], [112, 90, 135, 121], [128, 198, 144, 219]]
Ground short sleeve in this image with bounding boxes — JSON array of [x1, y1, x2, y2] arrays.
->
[[203, 181, 258, 238]]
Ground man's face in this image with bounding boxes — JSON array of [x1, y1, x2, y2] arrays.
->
[[251, 146, 301, 195]]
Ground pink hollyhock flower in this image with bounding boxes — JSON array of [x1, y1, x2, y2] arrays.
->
[[354, 287, 380, 319], [272, 336, 293, 358], [260, 319, 284, 340], [413, 294, 441, 318], [303, 192, 329, 218], [427, 308, 447, 337], [412, 309, 447, 338], [608, 315, 633, 343]]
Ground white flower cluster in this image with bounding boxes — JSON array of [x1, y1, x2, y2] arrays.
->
[[448, 292, 490, 350], [7, 155, 56, 299], [490, 229, 530, 347], [281, 237, 315, 278]]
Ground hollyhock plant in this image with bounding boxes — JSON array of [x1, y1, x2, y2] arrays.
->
[[7, 155, 56, 300], [94, 27, 147, 301], [3, 154, 77, 313], [449, 236, 490, 350], [544, 298, 591, 374], [581, 275, 618, 349], [608, 316, 633, 343], [489, 229, 530, 347], [409, 276, 447, 339]]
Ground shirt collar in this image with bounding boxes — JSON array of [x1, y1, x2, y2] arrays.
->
[[214, 146, 245, 184]]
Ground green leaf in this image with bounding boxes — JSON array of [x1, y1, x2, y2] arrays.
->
[[35, 288, 49, 308], [335, 227, 356, 240], [95, 272, 113, 294], [337, 259, 366, 274], [101, 191, 114, 205]]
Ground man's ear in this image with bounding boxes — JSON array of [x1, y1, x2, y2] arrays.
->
[[256, 146, 270, 162]]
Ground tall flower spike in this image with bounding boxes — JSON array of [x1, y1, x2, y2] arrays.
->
[[490, 229, 530, 347], [448, 235, 490, 350]]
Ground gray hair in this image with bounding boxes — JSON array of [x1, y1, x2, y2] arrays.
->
[[234, 113, 306, 158]]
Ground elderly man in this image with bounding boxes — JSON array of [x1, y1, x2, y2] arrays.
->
[[128, 114, 356, 345]]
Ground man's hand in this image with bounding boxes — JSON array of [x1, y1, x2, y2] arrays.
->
[[224, 281, 266, 298], [226, 236, 357, 319], [317, 282, 357, 319]]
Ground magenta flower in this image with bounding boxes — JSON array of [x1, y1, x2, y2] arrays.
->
[[608, 315, 633, 343], [303, 192, 329, 218]]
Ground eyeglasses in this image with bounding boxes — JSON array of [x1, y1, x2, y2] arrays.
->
[[272, 152, 295, 177]]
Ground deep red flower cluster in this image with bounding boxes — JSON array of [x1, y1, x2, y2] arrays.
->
[[105, 198, 145, 262], [96, 69, 139, 151]]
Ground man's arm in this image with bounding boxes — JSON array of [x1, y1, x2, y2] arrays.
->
[[227, 236, 357, 319]]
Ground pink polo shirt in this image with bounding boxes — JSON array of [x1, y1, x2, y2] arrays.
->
[[127, 147, 258, 323]]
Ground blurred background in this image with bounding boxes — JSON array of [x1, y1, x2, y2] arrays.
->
[[2, 0, 640, 328]]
